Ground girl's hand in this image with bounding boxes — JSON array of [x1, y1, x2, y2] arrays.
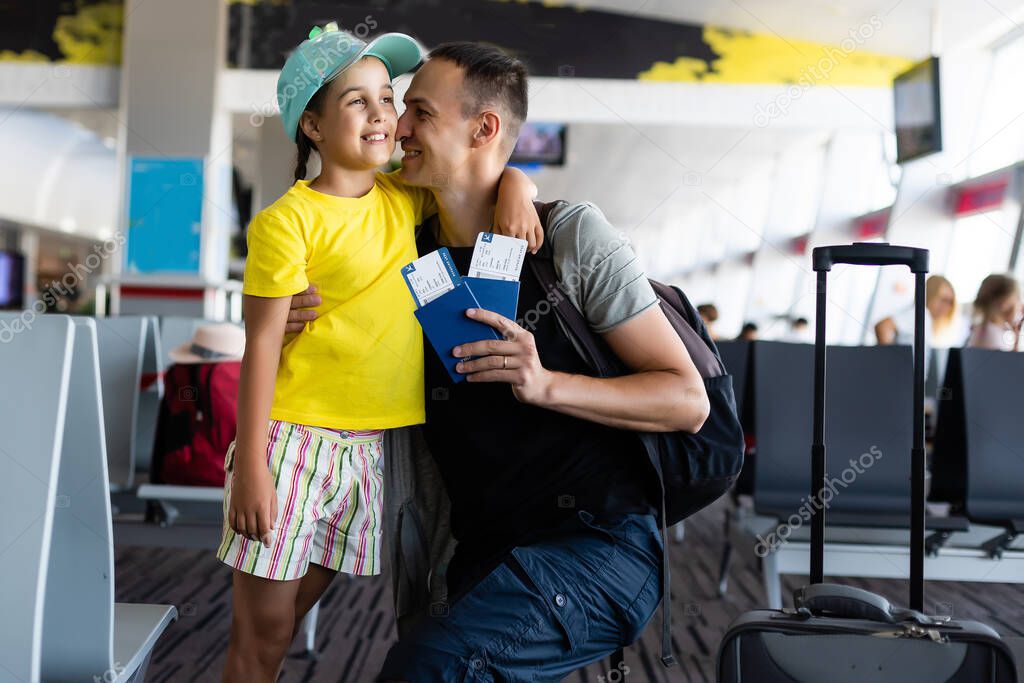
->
[[227, 458, 278, 548], [493, 167, 543, 253], [452, 307, 554, 406]]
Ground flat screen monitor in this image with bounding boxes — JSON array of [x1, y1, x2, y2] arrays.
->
[[510, 122, 566, 166], [894, 57, 942, 164], [0, 250, 25, 310]]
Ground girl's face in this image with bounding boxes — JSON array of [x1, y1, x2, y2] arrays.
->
[[301, 57, 397, 171], [991, 290, 1024, 325], [997, 291, 1021, 323]]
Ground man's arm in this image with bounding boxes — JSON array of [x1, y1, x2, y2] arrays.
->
[[874, 316, 897, 345], [454, 306, 709, 433], [454, 201, 708, 433]]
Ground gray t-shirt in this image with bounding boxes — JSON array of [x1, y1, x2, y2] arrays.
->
[[547, 201, 658, 333]]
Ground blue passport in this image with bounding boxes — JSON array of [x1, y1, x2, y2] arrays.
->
[[464, 277, 520, 322], [414, 282, 500, 383]]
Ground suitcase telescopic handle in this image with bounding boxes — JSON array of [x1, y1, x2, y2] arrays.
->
[[813, 243, 929, 273], [809, 243, 930, 612]]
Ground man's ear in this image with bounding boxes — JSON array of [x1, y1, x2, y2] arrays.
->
[[298, 111, 321, 144], [470, 110, 502, 149]]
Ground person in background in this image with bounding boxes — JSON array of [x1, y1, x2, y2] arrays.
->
[[737, 322, 758, 341], [967, 273, 1022, 351], [781, 316, 810, 343], [697, 303, 720, 340], [874, 275, 959, 347]]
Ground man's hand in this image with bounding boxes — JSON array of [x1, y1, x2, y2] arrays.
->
[[452, 307, 553, 405], [493, 167, 543, 253], [286, 284, 321, 333]]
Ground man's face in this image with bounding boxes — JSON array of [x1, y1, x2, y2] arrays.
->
[[396, 58, 475, 187]]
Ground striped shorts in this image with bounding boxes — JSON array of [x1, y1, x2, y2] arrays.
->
[[216, 419, 384, 581]]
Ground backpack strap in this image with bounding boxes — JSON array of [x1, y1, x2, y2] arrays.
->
[[529, 199, 676, 668]]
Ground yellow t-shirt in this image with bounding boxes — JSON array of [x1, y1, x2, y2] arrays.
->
[[243, 170, 435, 429]]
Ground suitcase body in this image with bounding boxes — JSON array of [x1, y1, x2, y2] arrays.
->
[[716, 244, 1018, 682], [719, 603, 1017, 682]]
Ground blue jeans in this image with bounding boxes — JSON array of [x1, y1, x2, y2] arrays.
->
[[379, 511, 663, 682]]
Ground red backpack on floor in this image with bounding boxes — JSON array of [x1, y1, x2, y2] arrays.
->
[[151, 361, 240, 486]]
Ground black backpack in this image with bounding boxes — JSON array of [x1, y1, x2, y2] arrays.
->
[[529, 201, 745, 667]]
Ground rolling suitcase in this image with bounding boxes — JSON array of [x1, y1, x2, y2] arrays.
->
[[716, 243, 1018, 682]]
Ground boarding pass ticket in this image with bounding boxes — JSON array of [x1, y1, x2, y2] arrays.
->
[[468, 232, 528, 281], [401, 247, 463, 307]]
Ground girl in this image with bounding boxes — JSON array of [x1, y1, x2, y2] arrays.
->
[[967, 273, 1022, 351], [217, 24, 539, 682]]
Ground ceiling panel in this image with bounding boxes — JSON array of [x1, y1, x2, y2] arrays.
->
[[568, 0, 1024, 59]]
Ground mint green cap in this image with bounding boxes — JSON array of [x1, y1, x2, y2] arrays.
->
[[277, 23, 424, 141]]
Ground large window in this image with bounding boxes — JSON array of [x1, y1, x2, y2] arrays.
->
[[945, 205, 1019, 305], [966, 33, 1024, 177], [745, 248, 808, 338]]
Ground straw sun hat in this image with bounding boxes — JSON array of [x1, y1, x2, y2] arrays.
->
[[168, 323, 245, 365]]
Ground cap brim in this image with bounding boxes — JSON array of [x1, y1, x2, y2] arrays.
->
[[361, 33, 425, 79]]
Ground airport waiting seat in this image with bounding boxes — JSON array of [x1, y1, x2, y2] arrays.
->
[[708, 340, 752, 591], [753, 341, 918, 520], [716, 340, 753, 496], [0, 315, 175, 683], [716, 340, 751, 420], [134, 316, 163, 477], [934, 348, 1024, 558], [724, 341, 970, 607], [91, 316, 147, 490], [932, 348, 968, 507]]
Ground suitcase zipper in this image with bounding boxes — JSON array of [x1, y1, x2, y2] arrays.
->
[[873, 624, 947, 642]]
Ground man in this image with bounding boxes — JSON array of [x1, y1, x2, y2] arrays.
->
[[287, 42, 709, 681]]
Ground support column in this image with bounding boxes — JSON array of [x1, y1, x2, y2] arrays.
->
[[114, 0, 233, 316]]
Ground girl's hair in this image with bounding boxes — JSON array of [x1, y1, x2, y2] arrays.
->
[[925, 274, 956, 333], [973, 273, 1019, 321], [294, 84, 331, 182]]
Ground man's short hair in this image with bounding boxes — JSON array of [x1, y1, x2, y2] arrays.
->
[[428, 42, 528, 154]]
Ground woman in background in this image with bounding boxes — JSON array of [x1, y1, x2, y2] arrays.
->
[[967, 274, 1022, 351], [875, 274, 959, 347]]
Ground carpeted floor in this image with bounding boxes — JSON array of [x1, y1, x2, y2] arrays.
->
[[115, 499, 1024, 682]]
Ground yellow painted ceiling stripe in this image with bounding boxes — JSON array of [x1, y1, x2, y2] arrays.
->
[[640, 26, 914, 86]]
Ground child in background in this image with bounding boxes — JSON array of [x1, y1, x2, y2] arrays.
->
[[217, 24, 540, 682], [967, 274, 1022, 351]]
